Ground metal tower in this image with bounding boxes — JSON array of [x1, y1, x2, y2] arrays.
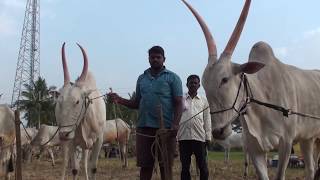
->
[[11, 0, 40, 108]]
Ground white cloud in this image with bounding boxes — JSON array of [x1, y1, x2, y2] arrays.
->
[[275, 27, 320, 69], [304, 27, 320, 38]]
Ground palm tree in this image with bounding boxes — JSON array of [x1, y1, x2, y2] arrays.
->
[[17, 77, 56, 128]]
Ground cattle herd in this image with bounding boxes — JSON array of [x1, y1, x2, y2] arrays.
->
[[1, 0, 320, 179]]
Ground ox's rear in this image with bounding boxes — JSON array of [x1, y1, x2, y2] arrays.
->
[[0, 105, 15, 178]]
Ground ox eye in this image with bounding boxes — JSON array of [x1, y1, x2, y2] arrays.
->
[[75, 100, 80, 105], [220, 77, 229, 87]]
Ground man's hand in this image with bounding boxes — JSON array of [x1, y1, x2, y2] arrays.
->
[[107, 92, 120, 103]]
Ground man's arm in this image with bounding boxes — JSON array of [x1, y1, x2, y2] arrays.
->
[[108, 93, 139, 109], [171, 96, 183, 130]]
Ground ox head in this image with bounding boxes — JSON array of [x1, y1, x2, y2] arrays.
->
[[55, 43, 92, 141], [182, 0, 264, 139]]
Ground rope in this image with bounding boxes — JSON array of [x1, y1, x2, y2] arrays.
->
[[135, 130, 168, 173], [38, 126, 61, 147], [209, 73, 320, 123]]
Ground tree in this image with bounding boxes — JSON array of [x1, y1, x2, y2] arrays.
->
[[104, 91, 138, 127], [17, 77, 56, 128]]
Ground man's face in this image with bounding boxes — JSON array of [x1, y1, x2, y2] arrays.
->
[[187, 78, 200, 93], [149, 53, 165, 70]]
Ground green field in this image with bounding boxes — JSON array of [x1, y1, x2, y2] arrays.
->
[[20, 151, 306, 179]]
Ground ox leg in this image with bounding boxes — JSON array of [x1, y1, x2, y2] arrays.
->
[[300, 139, 315, 180], [224, 148, 228, 164], [227, 147, 230, 164], [120, 143, 128, 168], [88, 135, 103, 180], [47, 148, 55, 166], [243, 148, 249, 178], [61, 142, 69, 180], [313, 138, 320, 170], [275, 139, 292, 180], [243, 132, 268, 179], [70, 145, 80, 180], [250, 152, 268, 180], [82, 149, 89, 180]]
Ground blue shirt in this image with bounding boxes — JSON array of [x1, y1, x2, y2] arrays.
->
[[135, 67, 183, 128]]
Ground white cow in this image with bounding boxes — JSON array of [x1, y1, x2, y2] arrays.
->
[[0, 105, 15, 180], [181, 0, 320, 179], [55, 43, 106, 180], [30, 124, 60, 166], [215, 131, 249, 177], [20, 127, 38, 162], [103, 118, 131, 168], [20, 128, 38, 146]]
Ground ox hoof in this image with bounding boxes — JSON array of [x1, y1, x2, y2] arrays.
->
[[72, 169, 78, 175], [92, 168, 97, 174]]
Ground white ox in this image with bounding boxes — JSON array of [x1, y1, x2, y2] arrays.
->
[[55, 43, 106, 180], [0, 105, 15, 180], [20, 128, 38, 146], [30, 124, 60, 166], [215, 131, 249, 177], [103, 118, 131, 168], [182, 0, 320, 179], [20, 127, 38, 162]]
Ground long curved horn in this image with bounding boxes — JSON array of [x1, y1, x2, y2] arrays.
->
[[77, 43, 88, 82], [181, 0, 217, 63], [223, 0, 251, 57], [61, 42, 70, 86]]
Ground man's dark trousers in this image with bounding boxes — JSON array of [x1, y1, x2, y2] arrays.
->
[[179, 140, 209, 180]]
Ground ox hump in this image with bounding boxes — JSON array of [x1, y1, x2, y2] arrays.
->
[[249, 41, 277, 66]]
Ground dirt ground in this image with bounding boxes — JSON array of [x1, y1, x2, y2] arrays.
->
[[15, 156, 306, 180]]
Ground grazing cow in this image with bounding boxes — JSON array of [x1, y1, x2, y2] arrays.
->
[[103, 118, 131, 168], [30, 125, 60, 166], [20, 128, 38, 146], [215, 131, 249, 177], [20, 127, 38, 162], [0, 105, 15, 180], [55, 43, 106, 180], [181, 0, 320, 179]]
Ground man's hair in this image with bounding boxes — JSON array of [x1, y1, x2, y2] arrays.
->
[[187, 74, 200, 83], [148, 46, 165, 57]]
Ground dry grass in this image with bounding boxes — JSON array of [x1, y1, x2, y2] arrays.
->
[[17, 152, 306, 180]]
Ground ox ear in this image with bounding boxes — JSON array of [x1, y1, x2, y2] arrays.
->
[[234, 61, 265, 74]]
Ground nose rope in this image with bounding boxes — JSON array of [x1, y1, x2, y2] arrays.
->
[[210, 73, 247, 116], [210, 73, 320, 129], [57, 95, 91, 136]]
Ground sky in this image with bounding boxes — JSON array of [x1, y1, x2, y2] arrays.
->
[[1, 0, 320, 104]]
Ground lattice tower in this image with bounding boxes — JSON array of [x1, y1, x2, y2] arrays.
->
[[11, 0, 40, 108]]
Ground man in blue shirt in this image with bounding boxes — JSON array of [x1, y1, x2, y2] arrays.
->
[[108, 46, 183, 180]]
